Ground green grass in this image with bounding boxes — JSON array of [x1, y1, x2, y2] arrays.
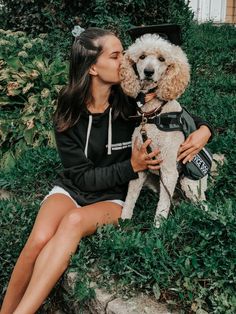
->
[[1, 22, 236, 313]]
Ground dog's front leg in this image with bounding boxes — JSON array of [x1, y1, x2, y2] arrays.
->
[[121, 171, 147, 220], [155, 166, 178, 228]]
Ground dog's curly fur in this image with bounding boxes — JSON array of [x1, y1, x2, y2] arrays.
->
[[120, 34, 208, 228]]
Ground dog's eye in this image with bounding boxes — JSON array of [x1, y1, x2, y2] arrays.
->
[[158, 56, 165, 62], [139, 54, 146, 60]]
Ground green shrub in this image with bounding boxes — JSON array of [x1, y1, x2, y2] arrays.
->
[[0, 0, 193, 41], [0, 29, 68, 171]]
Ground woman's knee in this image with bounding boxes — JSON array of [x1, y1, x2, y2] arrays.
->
[[62, 210, 83, 228], [22, 231, 54, 261], [58, 209, 86, 236]]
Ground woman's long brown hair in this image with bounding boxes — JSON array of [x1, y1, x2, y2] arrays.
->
[[54, 27, 135, 132]]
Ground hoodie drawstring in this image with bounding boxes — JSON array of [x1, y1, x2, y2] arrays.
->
[[84, 107, 112, 158], [107, 107, 112, 155], [84, 115, 93, 158]]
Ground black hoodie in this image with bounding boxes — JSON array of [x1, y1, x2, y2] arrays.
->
[[54, 104, 139, 205], [54, 105, 213, 206]]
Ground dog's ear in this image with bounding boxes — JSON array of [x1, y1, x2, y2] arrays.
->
[[119, 53, 141, 98], [157, 47, 190, 101]]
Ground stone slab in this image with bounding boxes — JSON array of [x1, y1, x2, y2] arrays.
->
[[63, 270, 178, 314], [106, 295, 174, 314], [86, 286, 116, 314]]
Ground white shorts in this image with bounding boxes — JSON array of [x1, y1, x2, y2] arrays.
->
[[41, 186, 124, 207]]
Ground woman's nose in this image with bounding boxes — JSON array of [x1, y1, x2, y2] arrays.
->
[[118, 54, 124, 66]]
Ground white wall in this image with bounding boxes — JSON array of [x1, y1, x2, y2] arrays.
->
[[188, 0, 226, 23]]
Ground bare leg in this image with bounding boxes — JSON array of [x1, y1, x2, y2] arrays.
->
[[0, 194, 77, 314], [13, 201, 122, 314]]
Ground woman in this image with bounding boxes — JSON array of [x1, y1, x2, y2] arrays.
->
[[0, 27, 212, 314]]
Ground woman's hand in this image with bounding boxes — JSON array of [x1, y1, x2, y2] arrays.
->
[[177, 125, 212, 164], [131, 137, 162, 172]]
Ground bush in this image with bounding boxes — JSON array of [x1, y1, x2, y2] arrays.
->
[[0, 29, 68, 171], [0, 0, 193, 42]]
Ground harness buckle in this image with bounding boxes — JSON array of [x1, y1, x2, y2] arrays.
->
[[140, 114, 147, 134], [141, 114, 148, 126]]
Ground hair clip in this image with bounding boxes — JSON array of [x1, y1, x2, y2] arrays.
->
[[72, 25, 85, 37]]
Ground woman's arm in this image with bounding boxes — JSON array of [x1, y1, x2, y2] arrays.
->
[[177, 114, 213, 164], [191, 114, 214, 141]]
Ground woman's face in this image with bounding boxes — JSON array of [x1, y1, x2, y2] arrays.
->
[[91, 35, 123, 84]]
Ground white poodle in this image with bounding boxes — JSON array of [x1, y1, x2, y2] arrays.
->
[[119, 34, 208, 228]]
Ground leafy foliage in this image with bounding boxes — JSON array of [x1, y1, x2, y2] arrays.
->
[[0, 0, 193, 40], [0, 29, 68, 171]]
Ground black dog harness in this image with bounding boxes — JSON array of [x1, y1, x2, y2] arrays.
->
[[129, 91, 196, 141]]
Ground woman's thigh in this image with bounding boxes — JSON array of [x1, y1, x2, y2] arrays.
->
[[75, 201, 122, 238], [26, 194, 78, 244]]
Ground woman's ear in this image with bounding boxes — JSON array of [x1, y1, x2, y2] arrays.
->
[[119, 53, 141, 98], [89, 65, 98, 76], [157, 48, 190, 101]]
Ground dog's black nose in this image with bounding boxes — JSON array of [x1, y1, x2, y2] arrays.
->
[[144, 68, 154, 77]]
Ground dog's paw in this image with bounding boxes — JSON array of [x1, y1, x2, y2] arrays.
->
[[154, 219, 161, 228], [154, 212, 168, 228], [121, 212, 133, 220], [199, 202, 209, 212]]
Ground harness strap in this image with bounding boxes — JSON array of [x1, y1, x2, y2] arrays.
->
[[129, 107, 197, 136], [151, 111, 183, 132], [130, 110, 184, 132]]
